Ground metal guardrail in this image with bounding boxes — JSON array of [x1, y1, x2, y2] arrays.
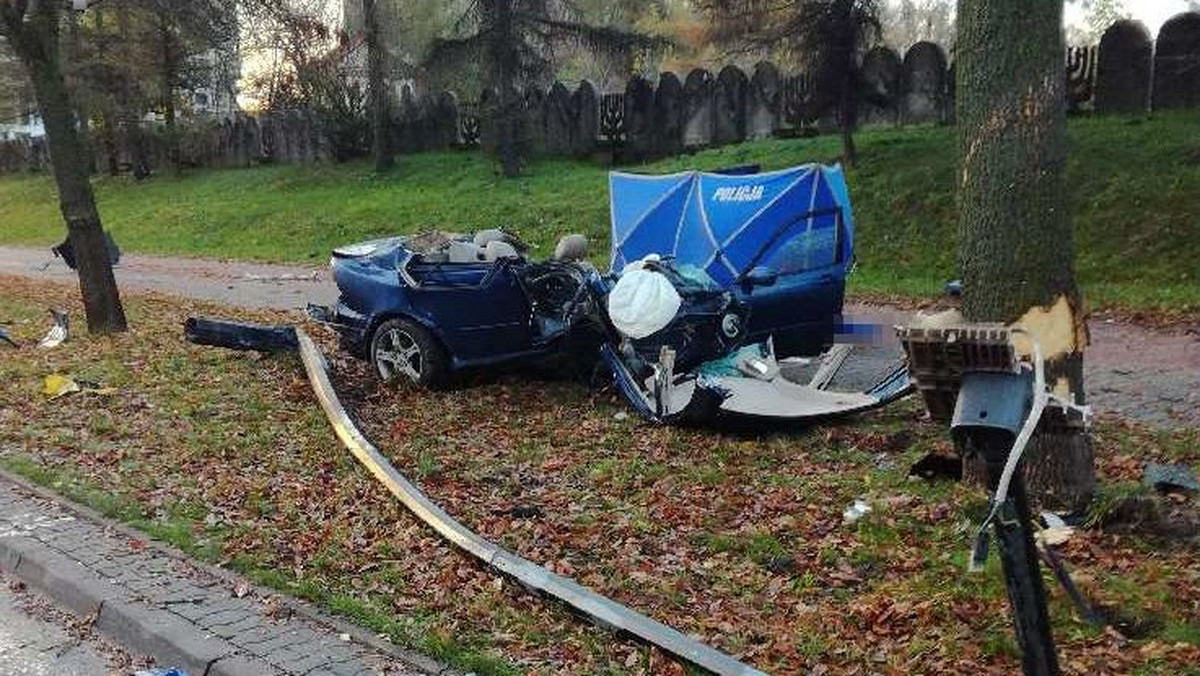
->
[[294, 331, 769, 676]]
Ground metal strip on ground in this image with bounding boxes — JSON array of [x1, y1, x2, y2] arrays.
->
[[294, 331, 769, 676]]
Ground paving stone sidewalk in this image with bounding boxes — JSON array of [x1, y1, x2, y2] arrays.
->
[[0, 473, 446, 676]]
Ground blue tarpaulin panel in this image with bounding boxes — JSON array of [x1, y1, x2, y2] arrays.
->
[[609, 165, 856, 286]]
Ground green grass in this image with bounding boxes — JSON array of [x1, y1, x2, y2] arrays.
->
[[1, 114, 1198, 311]]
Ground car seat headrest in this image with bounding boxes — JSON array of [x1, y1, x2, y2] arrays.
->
[[554, 234, 589, 262], [473, 229, 509, 248], [447, 240, 485, 263], [484, 240, 520, 261]]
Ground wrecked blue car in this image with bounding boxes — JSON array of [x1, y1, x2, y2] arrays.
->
[[309, 230, 600, 386], [310, 164, 910, 422]]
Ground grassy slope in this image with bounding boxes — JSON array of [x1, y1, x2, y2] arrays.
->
[[0, 113, 1197, 311]]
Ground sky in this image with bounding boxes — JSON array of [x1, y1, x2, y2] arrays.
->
[[1064, 0, 1196, 35]]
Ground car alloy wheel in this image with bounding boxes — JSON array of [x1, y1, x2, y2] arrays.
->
[[374, 325, 423, 383]]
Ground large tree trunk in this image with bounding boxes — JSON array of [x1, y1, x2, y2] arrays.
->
[[10, 7, 128, 334], [487, 0, 521, 178], [362, 0, 393, 172], [159, 20, 180, 175], [837, 77, 858, 168], [832, 0, 858, 168], [957, 0, 1092, 512]]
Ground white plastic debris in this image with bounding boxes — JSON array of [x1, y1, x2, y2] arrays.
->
[[37, 309, 69, 349], [1037, 526, 1075, 547], [607, 266, 682, 339], [842, 498, 872, 526], [1038, 511, 1075, 547], [1041, 512, 1068, 529]]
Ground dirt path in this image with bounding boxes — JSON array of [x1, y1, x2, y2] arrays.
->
[[2, 245, 1196, 429], [0, 245, 339, 310]]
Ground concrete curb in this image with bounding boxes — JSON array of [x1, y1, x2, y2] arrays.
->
[[0, 467, 457, 676], [0, 534, 270, 675]]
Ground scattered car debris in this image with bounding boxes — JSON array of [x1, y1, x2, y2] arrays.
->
[[1144, 462, 1199, 495], [0, 325, 17, 348], [36, 309, 69, 349], [1041, 512, 1067, 530], [42, 374, 80, 399], [506, 505, 544, 519], [51, 230, 121, 270], [908, 452, 962, 481], [1036, 523, 1075, 547], [842, 498, 872, 525], [605, 334, 911, 425], [184, 317, 298, 353], [42, 374, 117, 400]]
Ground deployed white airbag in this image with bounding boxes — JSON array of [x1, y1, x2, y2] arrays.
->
[[607, 267, 682, 339]]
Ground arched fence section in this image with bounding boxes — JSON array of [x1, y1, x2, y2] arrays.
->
[[3, 12, 1199, 174]]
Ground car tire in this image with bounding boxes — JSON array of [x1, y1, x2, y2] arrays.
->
[[369, 318, 447, 388]]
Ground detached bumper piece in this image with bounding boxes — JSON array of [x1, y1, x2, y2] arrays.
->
[[183, 318, 298, 353], [607, 341, 912, 425]]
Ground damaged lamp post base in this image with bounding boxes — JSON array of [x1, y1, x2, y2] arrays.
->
[[900, 324, 1090, 676]]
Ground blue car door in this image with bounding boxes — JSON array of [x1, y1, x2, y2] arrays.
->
[[406, 260, 534, 363], [740, 209, 846, 356]]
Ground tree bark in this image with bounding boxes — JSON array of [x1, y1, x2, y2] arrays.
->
[[487, 0, 521, 178], [956, 0, 1092, 511], [837, 78, 858, 168], [159, 19, 180, 175], [362, 0, 393, 172], [4, 3, 128, 334]]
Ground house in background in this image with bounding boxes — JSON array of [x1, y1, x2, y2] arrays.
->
[[0, 43, 41, 140], [184, 11, 242, 119], [339, 0, 420, 100]]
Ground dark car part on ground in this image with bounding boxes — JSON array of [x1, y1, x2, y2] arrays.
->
[[183, 317, 769, 676], [184, 317, 299, 353], [0, 325, 17, 347], [1144, 462, 1199, 495]]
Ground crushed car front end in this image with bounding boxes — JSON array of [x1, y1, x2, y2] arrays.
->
[[309, 237, 411, 356]]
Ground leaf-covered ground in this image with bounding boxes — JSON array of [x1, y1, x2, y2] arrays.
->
[[1, 276, 1198, 675]]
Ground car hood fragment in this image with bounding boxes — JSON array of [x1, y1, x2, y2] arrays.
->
[[604, 340, 912, 425]]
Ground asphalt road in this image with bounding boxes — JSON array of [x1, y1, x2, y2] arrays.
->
[[1, 245, 1196, 429], [0, 572, 135, 676]]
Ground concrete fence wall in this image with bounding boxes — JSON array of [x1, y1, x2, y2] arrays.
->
[[3, 12, 1198, 175]]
